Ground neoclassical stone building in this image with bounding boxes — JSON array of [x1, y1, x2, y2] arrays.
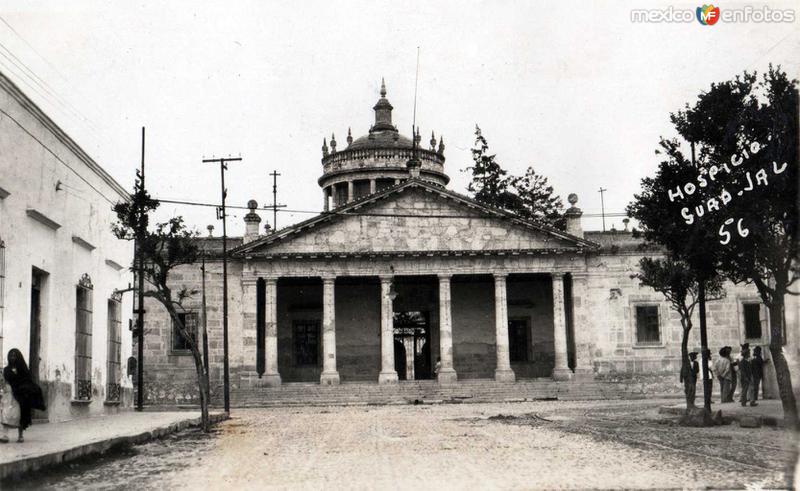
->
[[137, 82, 796, 405]]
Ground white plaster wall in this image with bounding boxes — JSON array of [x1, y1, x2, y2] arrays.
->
[[0, 76, 134, 420]]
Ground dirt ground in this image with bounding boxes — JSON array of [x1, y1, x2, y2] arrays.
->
[[161, 399, 798, 490]]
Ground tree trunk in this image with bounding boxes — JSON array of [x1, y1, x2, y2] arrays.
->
[[768, 301, 799, 430], [680, 323, 693, 410]]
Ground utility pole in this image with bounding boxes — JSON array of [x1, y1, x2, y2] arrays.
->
[[135, 127, 146, 411], [203, 155, 241, 413], [201, 229, 210, 378], [598, 187, 608, 232], [267, 170, 286, 230]]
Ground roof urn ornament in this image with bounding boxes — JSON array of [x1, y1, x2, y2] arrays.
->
[[330, 133, 337, 153], [322, 137, 329, 157], [438, 136, 445, 154], [346, 127, 353, 146], [430, 131, 436, 150]]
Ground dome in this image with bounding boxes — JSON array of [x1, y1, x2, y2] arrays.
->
[[348, 129, 414, 151]]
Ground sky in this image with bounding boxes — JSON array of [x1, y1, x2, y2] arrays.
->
[[1, 0, 798, 235]]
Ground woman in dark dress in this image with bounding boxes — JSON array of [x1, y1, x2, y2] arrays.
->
[[3, 349, 46, 442]]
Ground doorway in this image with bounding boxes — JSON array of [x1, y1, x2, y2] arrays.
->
[[29, 268, 47, 383], [393, 311, 432, 380]]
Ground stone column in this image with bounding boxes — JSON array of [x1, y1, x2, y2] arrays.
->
[[551, 272, 572, 381], [263, 277, 281, 386], [320, 276, 340, 384], [378, 276, 398, 384], [346, 181, 354, 203], [369, 179, 377, 195], [570, 272, 594, 379], [437, 274, 457, 384], [323, 188, 330, 212], [493, 274, 515, 382]]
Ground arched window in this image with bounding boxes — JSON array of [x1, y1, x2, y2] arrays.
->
[[75, 273, 93, 401]]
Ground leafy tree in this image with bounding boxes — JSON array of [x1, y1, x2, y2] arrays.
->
[[635, 257, 725, 410], [464, 125, 564, 227], [630, 66, 799, 428], [510, 166, 564, 225], [112, 184, 212, 432]]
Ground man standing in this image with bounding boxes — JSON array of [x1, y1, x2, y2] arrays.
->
[[714, 347, 732, 403], [682, 352, 700, 408], [751, 346, 765, 406], [738, 344, 753, 407]]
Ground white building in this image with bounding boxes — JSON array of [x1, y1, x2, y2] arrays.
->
[[0, 70, 134, 421]]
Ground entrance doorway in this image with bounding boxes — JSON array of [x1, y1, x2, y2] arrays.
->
[[393, 311, 432, 380], [30, 268, 47, 383]]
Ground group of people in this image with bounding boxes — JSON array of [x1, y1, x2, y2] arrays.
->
[[712, 343, 765, 406], [682, 343, 766, 408], [0, 349, 46, 443]]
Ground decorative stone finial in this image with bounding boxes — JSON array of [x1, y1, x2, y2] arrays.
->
[[623, 217, 630, 232], [322, 137, 329, 157], [567, 193, 578, 207], [264, 222, 272, 234], [414, 126, 421, 147], [347, 127, 353, 146], [243, 199, 262, 244], [430, 131, 436, 150], [330, 133, 337, 153], [564, 193, 583, 239], [438, 136, 445, 154], [207, 224, 214, 237], [380, 77, 386, 97]]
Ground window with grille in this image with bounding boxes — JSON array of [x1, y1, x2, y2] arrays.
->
[[743, 303, 762, 340], [635, 305, 660, 345], [293, 320, 320, 366], [75, 276, 93, 400], [172, 312, 197, 353], [508, 318, 529, 362], [0, 238, 5, 323], [106, 298, 122, 402]]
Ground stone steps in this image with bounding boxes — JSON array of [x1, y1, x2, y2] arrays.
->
[[212, 379, 645, 408]]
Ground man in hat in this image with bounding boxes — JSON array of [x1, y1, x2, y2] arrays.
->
[[738, 344, 754, 407], [751, 346, 766, 405], [714, 347, 732, 403]]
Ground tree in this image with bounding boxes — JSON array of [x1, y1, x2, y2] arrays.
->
[[112, 184, 213, 432], [635, 257, 725, 410], [464, 125, 564, 227], [630, 66, 799, 428]]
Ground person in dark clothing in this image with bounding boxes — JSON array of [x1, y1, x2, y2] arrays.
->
[[738, 344, 754, 407], [751, 346, 765, 405], [727, 346, 738, 403], [3, 349, 46, 442], [680, 352, 700, 408]]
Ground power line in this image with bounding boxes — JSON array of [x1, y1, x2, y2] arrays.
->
[[154, 197, 629, 219]]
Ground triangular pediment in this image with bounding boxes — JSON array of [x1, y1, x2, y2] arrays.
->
[[234, 180, 598, 257]]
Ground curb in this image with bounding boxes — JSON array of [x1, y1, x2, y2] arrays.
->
[[0, 412, 228, 481]]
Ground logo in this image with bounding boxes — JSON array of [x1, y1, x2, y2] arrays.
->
[[697, 4, 721, 25]]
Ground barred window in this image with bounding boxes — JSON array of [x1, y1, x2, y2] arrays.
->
[[75, 275, 93, 400], [635, 305, 660, 345], [0, 238, 5, 318], [106, 298, 122, 402], [172, 312, 197, 353]]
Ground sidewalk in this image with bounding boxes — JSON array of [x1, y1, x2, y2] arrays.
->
[[658, 399, 787, 426], [0, 410, 227, 480]]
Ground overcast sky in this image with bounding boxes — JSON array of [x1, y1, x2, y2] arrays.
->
[[1, 1, 798, 235]]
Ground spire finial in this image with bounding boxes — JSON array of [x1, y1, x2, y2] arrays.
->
[[346, 127, 353, 146], [380, 77, 386, 98], [438, 136, 445, 154], [322, 137, 329, 157], [430, 131, 436, 150], [330, 132, 337, 153]]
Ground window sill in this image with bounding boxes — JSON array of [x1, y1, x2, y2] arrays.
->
[[169, 350, 193, 356], [632, 344, 665, 349], [103, 400, 121, 406], [71, 399, 92, 406]]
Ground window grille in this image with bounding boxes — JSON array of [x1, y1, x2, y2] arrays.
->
[[106, 298, 122, 402], [75, 275, 94, 400], [635, 305, 660, 345]]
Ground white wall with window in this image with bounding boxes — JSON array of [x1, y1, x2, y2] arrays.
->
[[0, 71, 134, 421]]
